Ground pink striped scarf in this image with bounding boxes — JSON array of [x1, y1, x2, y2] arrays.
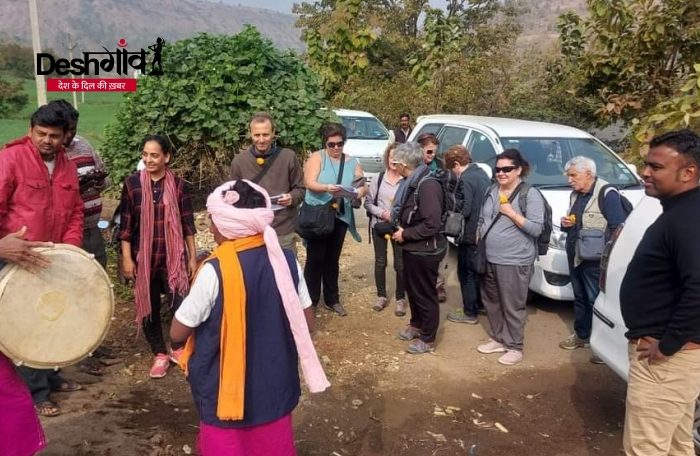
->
[[207, 180, 330, 394], [134, 169, 189, 324]]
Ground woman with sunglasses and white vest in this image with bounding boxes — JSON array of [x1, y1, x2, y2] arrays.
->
[[303, 123, 367, 317], [476, 149, 545, 366]]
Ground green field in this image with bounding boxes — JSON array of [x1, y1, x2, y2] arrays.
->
[[0, 77, 124, 150]]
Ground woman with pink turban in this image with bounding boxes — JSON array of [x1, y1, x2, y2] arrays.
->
[[170, 179, 329, 456]]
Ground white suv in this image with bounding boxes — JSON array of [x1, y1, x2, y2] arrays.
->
[[334, 109, 391, 182], [408, 114, 644, 301], [591, 196, 700, 452]]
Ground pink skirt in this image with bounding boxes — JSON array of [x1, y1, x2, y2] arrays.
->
[[0, 353, 46, 456], [197, 414, 296, 456]]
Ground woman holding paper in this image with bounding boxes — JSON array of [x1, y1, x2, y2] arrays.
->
[[303, 123, 367, 316]]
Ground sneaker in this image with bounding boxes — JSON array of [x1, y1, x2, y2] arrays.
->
[[498, 349, 523, 366], [398, 325, 420, 341], [559, 333, 590, 350], [394, 298, 407, 317], [437, 284, 447, 303], [325, 302, 348, 316], [477, 339, 507, 354], [406, 339, 436, 354], [589, 354, 605, 364], [372, 297, 388, 312], [447, 309, 478, 325], [169, 347, 184, 364], [149, 353, 170, 379]]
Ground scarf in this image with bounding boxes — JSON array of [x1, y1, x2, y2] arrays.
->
[[391, 163, 430, 225], [134, 169, 189, 325], [179, 179, 330, 420]]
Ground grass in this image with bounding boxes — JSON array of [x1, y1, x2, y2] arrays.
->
[[0, 75, 124, 149]]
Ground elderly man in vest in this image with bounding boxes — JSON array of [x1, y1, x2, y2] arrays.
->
[[559, 156, 627, 360]]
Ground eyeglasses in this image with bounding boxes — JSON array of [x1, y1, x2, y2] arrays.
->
[[391, 161, 406, 167], [424, 149, 436, 155], [494, 165, 518, 174], [326, 141, 345, 149]]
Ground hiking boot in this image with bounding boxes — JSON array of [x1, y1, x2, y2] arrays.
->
[[149, 353, 170, 379], [447, 309, 478, 325], [169, 347, 184, 364], [437, 284, 447, 303], [498, 350, 523, 366], [394, 298, 407, 317], [325, 302, 348, 316], [398, 325, 420, 341], [559, 333, 590, 350], [406, 339, 436, 354], [589, 354, 605, 365], [373, 297, 388, 312], [477, 339, 506, 354]]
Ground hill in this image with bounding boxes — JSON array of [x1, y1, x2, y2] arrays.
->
[[0, 0, 303, 55]]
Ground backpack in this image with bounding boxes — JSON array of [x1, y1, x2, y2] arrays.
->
[[518, 183, 552, 256], [412, 168, 465, 241], [597, 184, 633, 218]]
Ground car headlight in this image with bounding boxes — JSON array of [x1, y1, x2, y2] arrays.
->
[[549, 225, 567, 250]]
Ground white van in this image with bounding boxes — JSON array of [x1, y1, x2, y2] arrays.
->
[[590, 196, 700, 452], [334, 109, 391, 181], [409, 114, 645, 301]]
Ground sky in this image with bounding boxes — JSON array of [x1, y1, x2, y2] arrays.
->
[[222, 0, 446, 14]]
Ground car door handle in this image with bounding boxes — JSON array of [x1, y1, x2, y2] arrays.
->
[[593, 307, 615, 329]]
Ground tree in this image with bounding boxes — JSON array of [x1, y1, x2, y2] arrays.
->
[[555, 0, 700, 123], [102, 28, 332, 191], [0, 76, 28, 117], [631, 63, 700, 157], [294, 0, 377, 96], [0, 43, 35, 79]]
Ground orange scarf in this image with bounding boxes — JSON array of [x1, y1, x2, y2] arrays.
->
[[179, 234, 265, 420]]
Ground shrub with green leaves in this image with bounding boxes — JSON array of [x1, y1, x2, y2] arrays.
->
[[103, 27, 331, 193]]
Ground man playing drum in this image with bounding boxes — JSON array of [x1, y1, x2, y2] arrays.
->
[[0, 104, 84, 417]]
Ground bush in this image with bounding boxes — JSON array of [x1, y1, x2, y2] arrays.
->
[[0, 76, 28, 117], [103, 27, 332, 194]]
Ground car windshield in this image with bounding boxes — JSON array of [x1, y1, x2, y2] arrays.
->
[[499, 137, 641, 187], [339, 116, 389, 140]]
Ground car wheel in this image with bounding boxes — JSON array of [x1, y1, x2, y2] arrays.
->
[[694, 399, 700, 455]]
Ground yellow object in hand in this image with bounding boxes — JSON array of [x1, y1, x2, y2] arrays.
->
[[256, 157, 265, 166], [384, 234, 391, 241], [568, 214, 576, 223], [499, 194, 508, 204]]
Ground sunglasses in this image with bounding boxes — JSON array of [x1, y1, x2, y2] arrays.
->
[[494, 165, 518, 174], [424, 149, 436, 155], [326, 141, 345, 149]]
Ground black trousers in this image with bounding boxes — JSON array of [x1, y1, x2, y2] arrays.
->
[[403, 250, 443, 343], [304, 219, 348, 305], [372, 229, 405, 300], [142, 269, 183, 355]]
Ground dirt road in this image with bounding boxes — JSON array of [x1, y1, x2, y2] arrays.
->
[[39, 211, 626, 456]]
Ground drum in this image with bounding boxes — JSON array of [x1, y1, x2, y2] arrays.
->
[[0, 244, 114, 369]]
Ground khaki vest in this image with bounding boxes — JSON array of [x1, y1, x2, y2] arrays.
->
[[568, 177, 609, 265]]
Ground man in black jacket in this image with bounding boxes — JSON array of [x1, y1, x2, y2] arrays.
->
[[619, 129, 700, 455], [392, 113, 412, 144], [443, 145, 490, 324]]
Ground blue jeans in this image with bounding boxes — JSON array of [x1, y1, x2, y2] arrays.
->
[[457, 245, 482, 317], [569, 259, 601, 340]]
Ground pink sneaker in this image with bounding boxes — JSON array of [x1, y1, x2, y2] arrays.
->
[[169, 347, 184, 364], [149, 353, 170, 379]]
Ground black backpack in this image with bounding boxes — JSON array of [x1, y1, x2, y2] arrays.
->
[[518, 183, 552, 256], [597, 184, 634, 218], [412, 168, 465, 240]]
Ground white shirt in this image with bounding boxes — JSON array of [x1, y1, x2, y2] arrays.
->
[[175, 260, 311, 328]]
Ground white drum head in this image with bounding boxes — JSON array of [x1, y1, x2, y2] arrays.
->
[[0, 244, 114, 369]]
